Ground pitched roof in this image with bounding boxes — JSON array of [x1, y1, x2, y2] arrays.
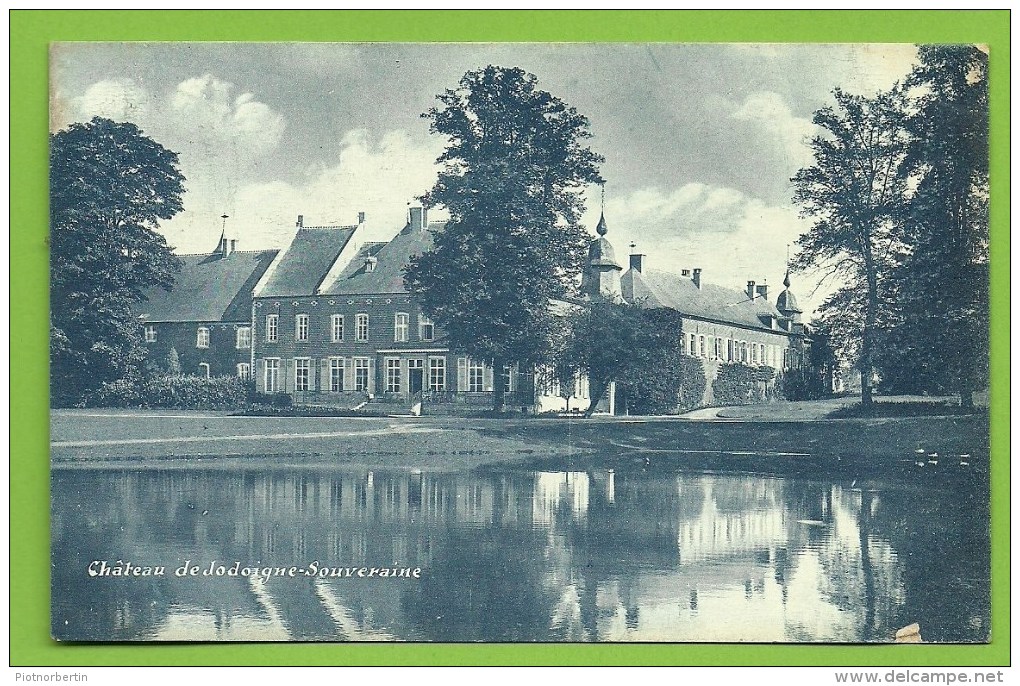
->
[[621, 267, 785, 332], [135, 250, 278, 323], [321, 223, 438, 296], [258, 226, 357, 297]]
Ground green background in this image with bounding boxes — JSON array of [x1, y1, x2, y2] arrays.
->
[[11, 9, 1010, 666]]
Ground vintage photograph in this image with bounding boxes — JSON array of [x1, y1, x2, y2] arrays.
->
[[49, 43, 990, 643]]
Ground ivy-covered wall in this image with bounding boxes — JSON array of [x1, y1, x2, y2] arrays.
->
[[710, 362, 777, 406]]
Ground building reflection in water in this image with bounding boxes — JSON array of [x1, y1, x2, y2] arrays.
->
[[51, 462, 988, 643]]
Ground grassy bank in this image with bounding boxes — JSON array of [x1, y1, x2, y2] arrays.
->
[[50, 410, 990, 480]]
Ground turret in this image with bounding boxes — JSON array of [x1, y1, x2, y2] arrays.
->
[[581, 211, 623, 301]]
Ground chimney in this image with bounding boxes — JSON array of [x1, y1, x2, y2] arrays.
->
[[220, 235, 233, 258], [692, 268, 702, 289], [681, 269, 691, 278], [364, 256, 377, 273], [296, 214, 304, 228], [358, 211, 366, 224], [408, 206, 427, 232], [746, 280, 756, 300], [755, 284, 768, 299], [629, 253, 644, 273]]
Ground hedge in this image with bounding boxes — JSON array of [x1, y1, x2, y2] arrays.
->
[[88, 374, 252, 410]]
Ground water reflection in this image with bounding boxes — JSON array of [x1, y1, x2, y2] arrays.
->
[[51, 464, 988, 642]]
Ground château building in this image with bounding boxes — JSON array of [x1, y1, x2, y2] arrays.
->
[[139, 204, 807, 414]]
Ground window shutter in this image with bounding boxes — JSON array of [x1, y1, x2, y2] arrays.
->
[[368, 358, 376, 394], [256, 359, 266, 393], [483, 364, 494, 392], [457, 357, 467, 392], [307, 359, 316, 391], [320, 358, 329, 392], [283, 359, 292, 393]]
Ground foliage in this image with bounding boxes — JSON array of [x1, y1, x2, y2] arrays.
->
[[712, 363, 775, 406], [791, 88, 910, 406], [556, 305, 706, 416], [777, 367, 828, 401], [164, 347, 183, 376], [50, 117, 185, 406], [405, 66, 604, 411], [88, 374, 250, 410], [885, 45, 989, 407]]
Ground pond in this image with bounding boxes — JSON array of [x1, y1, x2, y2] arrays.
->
[[51, 461, 989, 643]]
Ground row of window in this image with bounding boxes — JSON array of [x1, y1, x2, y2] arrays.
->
[[683, 332, 791, 368], [143, 325, 253, 350], [261, 357, 509, 394], [192, 362, 251, 379], [264, 313, 434, 344]]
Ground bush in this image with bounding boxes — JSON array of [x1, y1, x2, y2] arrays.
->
[[776, 367, 827, 401], [620, 355, 706, 415], [712, 363, 774, 405], [87, 374, 250, 410]]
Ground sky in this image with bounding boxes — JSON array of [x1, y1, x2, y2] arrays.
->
[[50, 42, 920, 315]]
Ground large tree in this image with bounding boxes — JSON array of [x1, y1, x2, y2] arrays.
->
[[50, 117, 185, 406], [405, 66, 604, 411], [889, 45, 989, 407], [791, 88, 910, 407]]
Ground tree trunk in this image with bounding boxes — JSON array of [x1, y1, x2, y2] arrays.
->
[[492, 357, 505, 413], [584, 379, 611, 418], [860, 236, 879, 408]]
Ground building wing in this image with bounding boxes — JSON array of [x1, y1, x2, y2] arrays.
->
[[136, 250, 278, 323]]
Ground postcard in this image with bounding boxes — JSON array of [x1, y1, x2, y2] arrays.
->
[[48, 41, 991, 644]]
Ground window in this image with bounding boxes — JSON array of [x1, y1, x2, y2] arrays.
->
[[699, 335, 706, 358], [198, 363, 210, 378], [196, 327, 210, 349], [751, 342, 759, 364], [295, 358, 310, 391], [419, 314, 435, 342], [689, 333, 697, 357], [265, 314, 278, 343], [759, 343, 766, 366], [356, 314, 369, 341], [295, 314, 309, 342], [501, 365, 513, 393], [353, 358, 370, 392], [428, 357, 446, 392], [331, 314, 344, 342], [329, 358, 344, 392], [386, 358, 401, 393], [468, 359, 485, 393], [237, 363, 251, 379], [394, 313, 409, 342], [236, 326, 251, 349], [265, 358, 280, 393], [740, 341, 748, 363], [713, 337, 722, 360], [144, 325, 157, 343], [727, 339, 734, 362]]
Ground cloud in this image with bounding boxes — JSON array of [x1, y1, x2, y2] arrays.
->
[[160, 127, 445, 253], [170, 74, 285, 154], [73, 78, 151, 123], [726, 90, 817, 170]]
